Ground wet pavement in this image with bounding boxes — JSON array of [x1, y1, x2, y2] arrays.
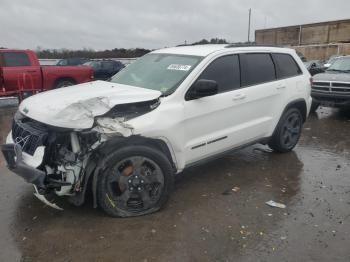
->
[[0, 105, 350, 262]]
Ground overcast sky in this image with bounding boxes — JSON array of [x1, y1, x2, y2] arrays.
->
[[1, 0, 349, 50]]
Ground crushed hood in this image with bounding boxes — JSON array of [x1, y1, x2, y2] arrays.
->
[[19, 81, 162, 129]]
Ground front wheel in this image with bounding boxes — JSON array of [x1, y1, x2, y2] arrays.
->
[[268, 108, 303, 153], [97, 146, 174, 217]]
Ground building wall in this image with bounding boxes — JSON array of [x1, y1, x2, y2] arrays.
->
[[293, 43, 350, 60], [256, 19, 350, 45], [255, 19, 350, 59]]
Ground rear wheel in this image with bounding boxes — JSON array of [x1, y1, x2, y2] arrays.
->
[[268, 108, 303, 153], [54, 79, 75, 89], [97, 146, 174, 217]]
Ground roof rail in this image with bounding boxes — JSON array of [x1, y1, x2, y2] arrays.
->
[[225, 43, 288, 48]]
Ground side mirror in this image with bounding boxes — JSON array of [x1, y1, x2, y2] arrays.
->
[[186, 79, 218, 100]]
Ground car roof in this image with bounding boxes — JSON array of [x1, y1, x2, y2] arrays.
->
[[153, 44, 295, 57]]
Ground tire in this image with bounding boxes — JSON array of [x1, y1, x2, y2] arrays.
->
[[54, 79, 75, 89], [268, 108, 303, 153], [97, 145, 174, 217], [310, 101, 319, 113]]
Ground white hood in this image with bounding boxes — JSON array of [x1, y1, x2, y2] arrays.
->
[[19, 81, 162, 129]]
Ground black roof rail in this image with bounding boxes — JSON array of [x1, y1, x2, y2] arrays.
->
[[225, 43, 288, 48]]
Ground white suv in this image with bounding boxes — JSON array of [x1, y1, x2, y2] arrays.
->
[[1, 45, 312, 217]]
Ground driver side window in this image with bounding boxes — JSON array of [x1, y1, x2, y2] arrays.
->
[[198, 55, 240, 93]]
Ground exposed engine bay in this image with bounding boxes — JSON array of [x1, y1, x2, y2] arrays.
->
[[3, 99, 160, 210]]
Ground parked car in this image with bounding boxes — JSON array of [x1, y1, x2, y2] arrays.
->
[[323, 55, 345, 68], [311, 55, 350, 111], [0, 49, 94, 98], [1, 45, 311, 217], [84, 60, 125, 80], [56, 57, 90, 66], [304, 60, 325, 76]]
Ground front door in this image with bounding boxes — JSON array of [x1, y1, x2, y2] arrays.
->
[[183, 55, 243, 164]]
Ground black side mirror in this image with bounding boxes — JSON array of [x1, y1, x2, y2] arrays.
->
[[186, 79, 218, 100]]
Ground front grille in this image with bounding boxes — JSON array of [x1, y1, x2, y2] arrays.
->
[[312, 81, 350, 94], [332, 82, 350, 88], [12, 118, 48, 156], [313, 82, 330, 87]]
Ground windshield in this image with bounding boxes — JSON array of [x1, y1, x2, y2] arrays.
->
[[110, 53, 203, 94], [326, 56, 339, 65], [57, 59, 68, 66], [327, 57, 350, 72]]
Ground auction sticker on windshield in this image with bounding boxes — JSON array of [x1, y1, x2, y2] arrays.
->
[[167, 64, 192, 71]]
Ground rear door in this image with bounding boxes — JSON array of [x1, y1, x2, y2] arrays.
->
[[1, 51, 42, 94], [237, 53, 287, 138]]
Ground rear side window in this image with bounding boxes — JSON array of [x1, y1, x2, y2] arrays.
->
[[240, 53, 276, 86], [272, 53, 302, 79], [3, 52, 31, 67], [103, 61, 115, 70], [199, 55, 240, 93]]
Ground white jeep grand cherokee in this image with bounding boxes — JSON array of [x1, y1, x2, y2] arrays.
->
[[1, 45, 312, 217]]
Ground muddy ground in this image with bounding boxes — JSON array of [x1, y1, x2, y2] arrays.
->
[[0, 104, 349, 262]]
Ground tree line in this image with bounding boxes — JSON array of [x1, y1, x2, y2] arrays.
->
[[1, 38, 253, 59], [35, 48, 151, 59]]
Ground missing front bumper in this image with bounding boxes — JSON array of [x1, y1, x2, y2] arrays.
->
[[1, 143, 64, 210], [1, 143, 46, 189]]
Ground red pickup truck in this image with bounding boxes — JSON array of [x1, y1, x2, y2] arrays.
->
[[0, 49, 93, 98]]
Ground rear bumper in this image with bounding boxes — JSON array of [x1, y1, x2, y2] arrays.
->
[[1, 144, 46, 189], [311, 91, 350, 107]]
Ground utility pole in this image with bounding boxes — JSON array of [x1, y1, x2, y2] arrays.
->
[[248, 8, 252, 43]]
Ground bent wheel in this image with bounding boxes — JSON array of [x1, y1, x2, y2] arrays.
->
[[97, 146, 173, 217]]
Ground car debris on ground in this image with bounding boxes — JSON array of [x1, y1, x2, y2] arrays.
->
[[265, 200, 287, 209]]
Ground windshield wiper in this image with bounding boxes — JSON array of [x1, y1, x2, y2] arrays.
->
[[327, 69, 350, 73], [327, 69, 343, 72]]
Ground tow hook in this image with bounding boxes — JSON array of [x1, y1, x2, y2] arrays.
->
[[33, 185, 64, 211]]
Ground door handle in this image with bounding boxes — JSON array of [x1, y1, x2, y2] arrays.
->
[[232, 94, 246, 101], [276, 85, 286, 90]]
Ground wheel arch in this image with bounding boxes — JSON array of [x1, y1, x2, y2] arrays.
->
[[68, 135, 177, 208], [53, 77, 76, 88], [97, 136, 177, 170], [269, 98, 307, 142], [283, 98, 307, 123]]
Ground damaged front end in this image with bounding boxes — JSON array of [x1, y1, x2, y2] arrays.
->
[[1, 98, 160, 210]]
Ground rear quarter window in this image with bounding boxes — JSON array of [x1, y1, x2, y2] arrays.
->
[[272, 53, 302, 79], [240, 53, 276, 86], [3, 52, 31, 67]]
